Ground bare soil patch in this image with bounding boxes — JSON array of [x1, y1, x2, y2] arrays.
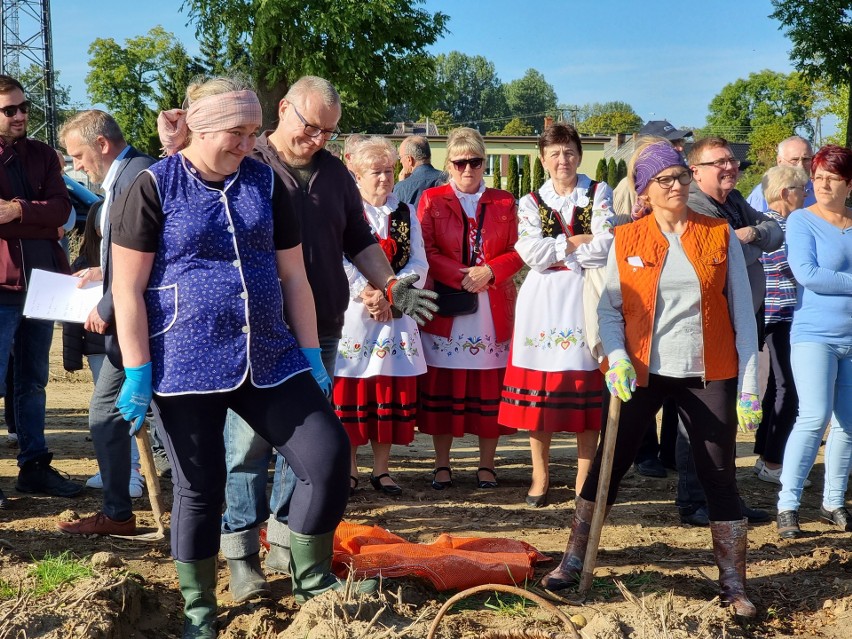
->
[[0, 328, 849, 637]]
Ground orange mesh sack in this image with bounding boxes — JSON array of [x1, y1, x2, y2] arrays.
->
[[332, 521, 550, 591]]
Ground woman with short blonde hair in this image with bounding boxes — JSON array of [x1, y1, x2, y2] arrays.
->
[[334, 135, 428, 496]]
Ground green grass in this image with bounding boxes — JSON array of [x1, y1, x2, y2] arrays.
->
[[0, 551, 96, 600], [591, 571, 656, 599], [29, 551, 93, 596], [483, 591, 533, 617]]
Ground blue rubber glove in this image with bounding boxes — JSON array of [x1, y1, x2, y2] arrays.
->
[[116, 362, 153, 435], [301, 347, 332, 396], [736, 392, 762, 432], [605, 358, 637, 402]]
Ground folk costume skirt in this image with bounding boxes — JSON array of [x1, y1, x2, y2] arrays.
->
[[417, 366, 515, 438], [333, 375, 418, 447], [498, 363, 603, 433]]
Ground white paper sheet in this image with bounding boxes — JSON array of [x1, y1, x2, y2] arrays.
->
[[23, 269, 103, 323]]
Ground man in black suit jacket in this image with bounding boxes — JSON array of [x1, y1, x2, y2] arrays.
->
[[56, 110, 155, 536]]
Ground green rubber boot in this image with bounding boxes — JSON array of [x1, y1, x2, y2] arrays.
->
[[289, 530, 378, 604], [175, 557, 218, 638]]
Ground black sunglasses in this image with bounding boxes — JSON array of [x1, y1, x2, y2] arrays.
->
[[0, 101, 29, 118], [450, 157, 484, 170]]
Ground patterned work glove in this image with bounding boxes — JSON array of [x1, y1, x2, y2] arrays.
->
[[116, 362, 153, 435], [736, 392, 762, 432], [301, 347, 332, 396], [384, 274, 438, 326], [605, 358, 637, 402]]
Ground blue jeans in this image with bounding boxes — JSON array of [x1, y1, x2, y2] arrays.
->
[[0, 306, 53, 465], [221, 336, 338, 535], [778, 342, 852, 512]]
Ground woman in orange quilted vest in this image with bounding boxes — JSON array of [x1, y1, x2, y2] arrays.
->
[[542, 139, 761, 619]]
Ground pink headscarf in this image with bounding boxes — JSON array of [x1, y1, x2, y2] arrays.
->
[[157, 90, 262, 156]]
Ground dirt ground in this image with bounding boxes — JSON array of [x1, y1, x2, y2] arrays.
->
[[0, 327, 849, 638]]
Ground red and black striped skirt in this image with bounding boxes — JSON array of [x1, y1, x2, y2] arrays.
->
[[417, 367, 516, 438], [333, 375, 418, 447], [498, 365, 603, 433]]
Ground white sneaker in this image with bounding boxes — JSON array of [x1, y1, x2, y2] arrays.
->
[[86, 472, 104, 489], [757, 465, 811, 488], [129, 470, 145, 498], [753, 458, 765, 475]]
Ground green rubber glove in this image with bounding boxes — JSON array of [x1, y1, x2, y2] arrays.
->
[[736, 392, 762, 432], [605, 358, 637, 402]]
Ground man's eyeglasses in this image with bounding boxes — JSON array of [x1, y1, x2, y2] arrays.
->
[[450, 157, 484, 170], [649, 170, 693, 190], [695, 157, 740, 169], [0, 101, 29, 118], [291, 104, 339, 141], [785, 156, 813, 165]]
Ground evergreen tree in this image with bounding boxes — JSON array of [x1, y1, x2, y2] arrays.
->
[[507, 155, 519, 199], [533, 156, 544, 190], [617, 159, 628, 183], [520, 156, 531, 195], [595, 158, 607, 182], [492, 156, 502, 189], [606, 158, 618, 187]]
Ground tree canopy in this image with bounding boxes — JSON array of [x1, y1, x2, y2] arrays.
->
[[433, 51, 508, 129], [86, 26, 181, 154], [181, 0, 449, 131], [503, 69, 557, 131], [771, 0, 852, 147], [703, 70, 815, 142], [488, 117, 534, 136]]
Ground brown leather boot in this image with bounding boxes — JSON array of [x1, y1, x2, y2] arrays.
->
[[709, 518, 757, 618], [540, 496, 596, 591]]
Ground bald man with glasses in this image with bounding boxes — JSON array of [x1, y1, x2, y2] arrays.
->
[[747, 136, 817, 213], [220, 75, 436, 602]]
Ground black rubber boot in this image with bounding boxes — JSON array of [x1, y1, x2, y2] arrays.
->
[[175, 557, 218, 638], [226, 553, 270, 602]]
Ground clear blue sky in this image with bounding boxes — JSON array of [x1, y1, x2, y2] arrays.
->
[[52, 0, 796, 130]]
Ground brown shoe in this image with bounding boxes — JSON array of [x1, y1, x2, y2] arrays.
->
[[57, 512, 136, 536]]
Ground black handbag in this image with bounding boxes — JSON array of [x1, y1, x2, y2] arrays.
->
[[433, 281, 478, 316], [433, 204, 486, 317]]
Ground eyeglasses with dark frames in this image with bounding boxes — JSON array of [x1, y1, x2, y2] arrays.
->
[[0, 101, 29, 118], [649, 170, 693, 190], [291, 104, 339, 141], [450, 157, 484, 170], [695, 157, 740, 169]]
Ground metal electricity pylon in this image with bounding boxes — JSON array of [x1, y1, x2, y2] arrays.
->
[[0, 0, 57, 146]]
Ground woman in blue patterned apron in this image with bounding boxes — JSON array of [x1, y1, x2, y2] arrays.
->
[[109, 76, 373, 638], [334, 136, 428, 496], [498, 123, 614, 507]]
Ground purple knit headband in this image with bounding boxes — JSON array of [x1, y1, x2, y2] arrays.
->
[[633, 142, 688, 195]]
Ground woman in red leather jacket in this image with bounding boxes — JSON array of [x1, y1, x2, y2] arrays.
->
[[416, 127, 524, 491]]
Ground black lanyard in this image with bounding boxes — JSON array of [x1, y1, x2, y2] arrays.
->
[[461, 203, 487, 267]]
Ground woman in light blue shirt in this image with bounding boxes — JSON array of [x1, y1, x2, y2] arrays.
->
[[777, 144, 852, 539]]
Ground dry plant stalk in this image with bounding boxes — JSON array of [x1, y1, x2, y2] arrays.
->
[[426, 584, 581, 639]]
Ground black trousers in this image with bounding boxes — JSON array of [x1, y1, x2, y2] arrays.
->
[[754, 321, 798, 465], [581, 375, 742, 522], [153, 372, 349, 562]]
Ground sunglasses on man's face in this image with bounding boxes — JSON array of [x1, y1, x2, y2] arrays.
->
[[450, 157, 484, 170], [0, 101, 29, 118]]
